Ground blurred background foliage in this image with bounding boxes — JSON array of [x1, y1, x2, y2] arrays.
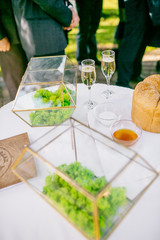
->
[[0, 0, 155, 76], [66, 0, 154, 64], [66, 0, 119, 64], [0, 0, 118, 76]]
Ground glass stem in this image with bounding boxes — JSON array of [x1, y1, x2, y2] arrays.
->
[[88, 86, 91, 104], [104, 76, 111, 99], [105, 76, 111, 86]]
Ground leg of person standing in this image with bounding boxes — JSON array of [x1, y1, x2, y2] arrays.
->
[[76, 0, 102, 65], [76, 0, 91, 65], [116, 0, 149, 87], [87, 0, 103, 64], [0, 0, 28, 101], [0, 44, 28, 100]]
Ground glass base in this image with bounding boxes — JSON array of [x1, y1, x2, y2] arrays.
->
[[101, 89, 113, 100], [83, 100, 97, 110], [88, 100, 97, 110]]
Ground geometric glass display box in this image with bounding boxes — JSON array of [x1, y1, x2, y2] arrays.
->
[[12, 118, 158, 240], [12, 56, 77, 127]]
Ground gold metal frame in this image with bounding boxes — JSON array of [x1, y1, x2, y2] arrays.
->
[[12, 117, 159, 240], [12, 55, 77, 127]]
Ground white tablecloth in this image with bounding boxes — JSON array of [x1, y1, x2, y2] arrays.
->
[[0, 83, 160, 240]]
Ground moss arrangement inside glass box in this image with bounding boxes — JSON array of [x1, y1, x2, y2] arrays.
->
[[29, 86, 74, 126], [43, 162, 127, 238]]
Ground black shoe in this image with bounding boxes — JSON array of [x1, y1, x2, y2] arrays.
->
[[77, 59, 101, 66], [94, 59, 101, 66], [116, 81, 130, 88], [156, 60, 160, 73], [129, 76, 143, 89], [131, 76, 143, 84]]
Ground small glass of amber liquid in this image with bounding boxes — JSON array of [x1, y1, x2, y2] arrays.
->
[[110, 119, 142, 146]]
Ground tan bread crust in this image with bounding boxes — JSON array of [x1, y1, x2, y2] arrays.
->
[[144, 74, 160, 92], [151, 100, 160, 133], [131, 74, 160, 133]]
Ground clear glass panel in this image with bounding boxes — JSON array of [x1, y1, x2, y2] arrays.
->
[[22, 70, 63, 84], [98, 185, 131, 239], [12, 118, 158, 240], [13, 56, 77, 127], [14, 150, 95, 239], [112, 155, 156, 201], [27, 56, 67, 71]]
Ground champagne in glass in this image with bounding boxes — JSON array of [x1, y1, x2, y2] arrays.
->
[[81, 59, 96, 110], [101, 50, 116, 99], [81, 65, 96, 86]]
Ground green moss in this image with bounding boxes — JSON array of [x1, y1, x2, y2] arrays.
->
[[29, 85, 73, 126], [43, 162, 127, 238]]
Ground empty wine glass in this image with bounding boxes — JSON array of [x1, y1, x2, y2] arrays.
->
[[81, 59, 96, 110], [101, 50, 116, 99]]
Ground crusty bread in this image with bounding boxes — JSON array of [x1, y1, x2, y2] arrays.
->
[[131, 74, 160, 133]]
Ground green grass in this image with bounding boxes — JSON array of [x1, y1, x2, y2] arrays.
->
[[0, 0, 155, 74], [0, 0, 118, 75], [66, 0, 119, 64], [66, 0, 155, 64]]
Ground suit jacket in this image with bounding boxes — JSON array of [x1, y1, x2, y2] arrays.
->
[[11, 0, 72, 59], [147, 0, 160, 26], [0, 0, 20, 45]]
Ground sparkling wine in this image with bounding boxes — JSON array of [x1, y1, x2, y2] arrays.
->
[[81, 66, 96, 87], [101, 57, 115, 77]]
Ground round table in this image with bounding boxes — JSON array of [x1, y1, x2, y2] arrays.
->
[[0, 83, 160, 240]]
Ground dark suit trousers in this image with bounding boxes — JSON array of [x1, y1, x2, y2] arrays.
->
[[0, 44, 28, 100], [76, 0, 102, 63], [117, 0, 150, 87]]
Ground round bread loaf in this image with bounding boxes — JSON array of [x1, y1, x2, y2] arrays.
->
[[131, 74, 160, 133]]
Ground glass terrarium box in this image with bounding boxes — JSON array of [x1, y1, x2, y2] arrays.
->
[[12, 56, 77, 127], [12, 118, 158, 240]]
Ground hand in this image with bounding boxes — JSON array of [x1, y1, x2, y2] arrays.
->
[[0, 37, 11, 52], [63, 7, 79, 31]]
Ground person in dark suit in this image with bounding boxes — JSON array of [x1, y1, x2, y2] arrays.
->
[[0, 0, 28, 100], [116, 0, 160, 88], [116, 0, 150, 88], [147, 0, 160, 73], [11, 0, 79, 60], [114, 0, 125, 47], [75, 0, 103, 66]]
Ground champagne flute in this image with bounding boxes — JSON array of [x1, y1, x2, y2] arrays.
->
[[81, 59, 96, 110], [101, 50, 116, 99]]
